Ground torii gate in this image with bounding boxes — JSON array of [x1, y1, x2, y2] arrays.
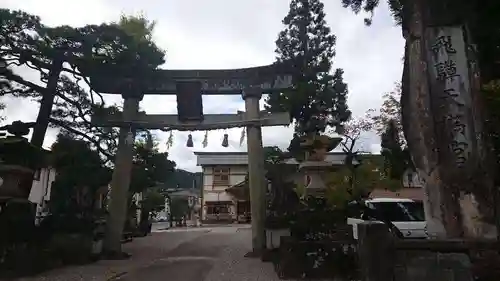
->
[[90, 63, 292, 256]]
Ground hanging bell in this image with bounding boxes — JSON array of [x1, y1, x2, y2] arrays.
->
[[186, 133, 194, 147], [221, 133, 229, 147], [202, 131, 208, 148], [239, 127, 246, 147], [145, 131, 154, 150]]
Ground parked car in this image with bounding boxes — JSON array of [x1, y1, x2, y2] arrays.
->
[[237, 212, 251, 223], [347, 198, 428, 239], [156, 215, 167, 222]]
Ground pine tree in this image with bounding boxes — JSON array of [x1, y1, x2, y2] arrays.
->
[[265, 0, 351, 136]]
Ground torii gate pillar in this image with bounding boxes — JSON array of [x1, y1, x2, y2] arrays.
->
[[104, 95, 141, 256], [242, 90, 266, 254]]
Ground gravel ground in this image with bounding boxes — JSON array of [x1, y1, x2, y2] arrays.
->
[[15, 230, 209, 281], [203, 228, 282, 281], [14, 225, 329, 281]]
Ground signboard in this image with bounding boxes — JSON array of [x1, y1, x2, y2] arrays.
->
[[176, 81, 204, 122], [90, 63, 293, 95]]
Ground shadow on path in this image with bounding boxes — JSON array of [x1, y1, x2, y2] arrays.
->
[[115, 232, 237, 281]]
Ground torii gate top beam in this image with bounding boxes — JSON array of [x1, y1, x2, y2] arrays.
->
[[89, 63, 293, 95], [91, 112, 291, 131]]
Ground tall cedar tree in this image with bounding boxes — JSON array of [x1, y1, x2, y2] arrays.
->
[[380, 119, 411, 181], [266, 0, 351, 137]]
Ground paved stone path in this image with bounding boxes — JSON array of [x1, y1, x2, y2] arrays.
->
[[203, 227, 282, 281], [16, 225, 282, 281], [16, 230, 209, 281]]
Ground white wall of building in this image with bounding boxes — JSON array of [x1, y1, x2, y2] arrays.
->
[[195, 152, 359, 221], [402, 169, 424, 187], [201, 165, 247, 221], [28, 167, 56, 223], [202, 165, 247, 191]]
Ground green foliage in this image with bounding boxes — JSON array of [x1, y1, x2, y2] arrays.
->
[[170, 197, 189, 219], [483, 80, 500, 172], [381, 119, 411, 181], [364, 83, 410, 184], [263, 146, 297, 187], [266, 0, 351, 135], [325, 156, 371, 206], [49, 134, 112, 214], [264, 146, 286, 165], [50, 76, 121, 161], [129, 131, 176, 194], [75, 16, 165, 83], [366, 83, 403, 139], [325, 167, 357, 208], [340, 0, 404, 25], [141, 190, 165, 212], [325, 154, 401, 208], [117, 13, 157, 44], [264, 146, 285, 182], [0, 9, 165, 161]]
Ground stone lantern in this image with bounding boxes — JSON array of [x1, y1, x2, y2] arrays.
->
[[298, 135, 342, 196], [0, 121, 47, 199]]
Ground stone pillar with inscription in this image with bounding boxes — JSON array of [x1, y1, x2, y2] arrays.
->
[[402, 2, 497, 239], [425, 26, 496, 238]]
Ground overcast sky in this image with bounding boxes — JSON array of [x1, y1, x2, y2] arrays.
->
[[1, 0, 405, 172]]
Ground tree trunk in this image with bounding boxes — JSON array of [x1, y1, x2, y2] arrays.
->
[[31, 57, 63, 147], [401, 0, 497, 239]]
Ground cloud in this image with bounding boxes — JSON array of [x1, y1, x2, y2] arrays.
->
[[1, 0, 405, 172]]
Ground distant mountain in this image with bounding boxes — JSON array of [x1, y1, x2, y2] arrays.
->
[[161, 169, 202, 190]]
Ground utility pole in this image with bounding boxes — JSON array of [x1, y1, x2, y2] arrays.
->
[[243, 90, 267, 254]]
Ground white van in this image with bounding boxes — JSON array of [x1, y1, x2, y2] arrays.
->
[[347, 198, 428, 239]]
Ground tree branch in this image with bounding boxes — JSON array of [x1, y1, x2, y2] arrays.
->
[[49, 117, 114, 160], [1, 70, 45, 92]]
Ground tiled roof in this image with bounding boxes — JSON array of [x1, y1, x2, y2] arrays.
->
[[195, 152, 358, 166]]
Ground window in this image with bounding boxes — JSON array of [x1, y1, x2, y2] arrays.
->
[[213, 167, 230, 186], [368, 201, 425, 222], [206, 204, 229, 214]]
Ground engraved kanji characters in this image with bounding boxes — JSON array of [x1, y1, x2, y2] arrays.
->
[[434, 60, 458, 80], [440, 88, 465, 107], [431, 35, 457, 55], [450, 140, 468, 165], [430, 31, 471, 166], [445, 114, 466, 135]]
